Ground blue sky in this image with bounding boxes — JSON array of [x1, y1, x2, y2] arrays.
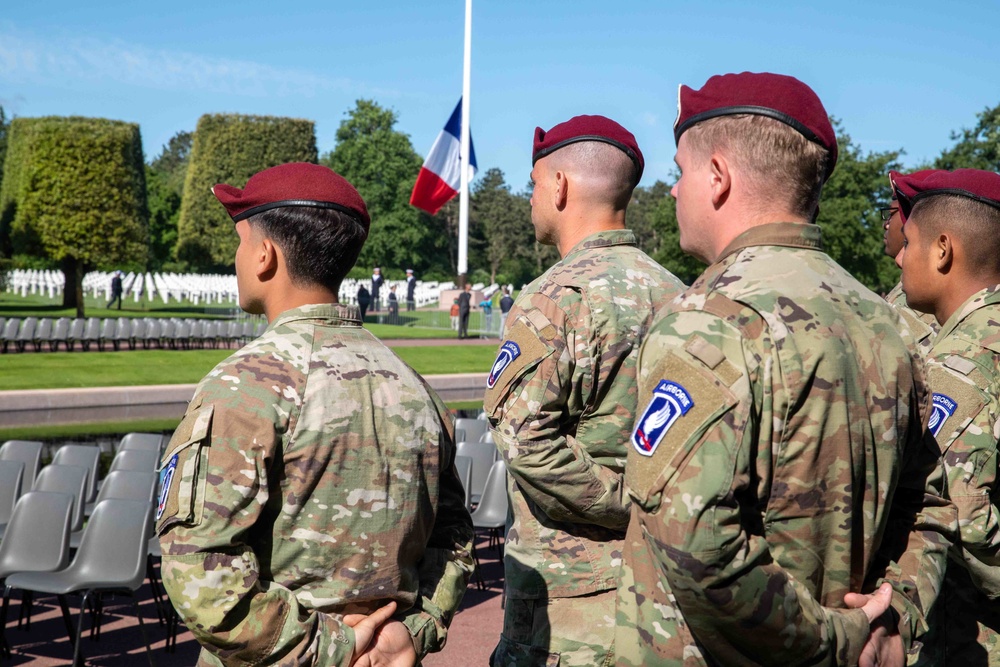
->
[[2, 1, 998, 191]]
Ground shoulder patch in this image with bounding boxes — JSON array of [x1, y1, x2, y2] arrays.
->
[[632, 380, 695, 457], [156, 454, 179, 521], [487, 341, 522, 388], [929, 393, 958, 438]]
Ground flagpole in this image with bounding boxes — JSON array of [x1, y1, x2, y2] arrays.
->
[[457, 0, 472, 286]]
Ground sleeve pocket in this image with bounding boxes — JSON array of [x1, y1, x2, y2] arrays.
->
[[156, 404, 214, 533]]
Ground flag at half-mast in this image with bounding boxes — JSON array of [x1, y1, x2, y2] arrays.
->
[[410, 98, 477, 215]]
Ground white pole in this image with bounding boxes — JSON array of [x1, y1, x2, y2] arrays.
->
[[457, 0, 472, 280]]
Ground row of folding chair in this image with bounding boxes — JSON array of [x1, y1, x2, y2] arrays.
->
[[0, 316, 266, 353]]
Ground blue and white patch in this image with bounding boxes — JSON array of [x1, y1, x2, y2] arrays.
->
[[156, 454, 179, 521], [487, 341, 522, 388], [928, 393, 958, 438], [632, 380, 694, 457]]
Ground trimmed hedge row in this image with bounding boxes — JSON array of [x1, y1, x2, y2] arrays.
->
[[176, 114, 317, 270]]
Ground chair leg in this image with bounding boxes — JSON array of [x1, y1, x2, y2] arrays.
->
[[1, 586, 12, 659], [146, 554, 166, 625], [71, 591, 90, 667], [129, 592, 157, 667], [57, 594, 76, 646]]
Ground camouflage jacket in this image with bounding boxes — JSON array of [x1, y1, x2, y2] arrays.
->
[[157, 303, 475, 667], [886, 281, 939, 358], [617, 223, 955, 666], [484, 229, 684, 600], [916, 286, 1000, 664]]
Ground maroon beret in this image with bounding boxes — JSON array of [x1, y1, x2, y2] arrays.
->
[[674, 72, 838, 178], [533, 115, 644, 184], [212, 162, 370, 228], [893, 168, 1000, 220], [889, 169, 942, 224]]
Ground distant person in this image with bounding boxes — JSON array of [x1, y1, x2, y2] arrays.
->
[[356, 284, 371, 321], [388, 284, 399, 321], [450, 298, 460, 331], [498, 286, 514, 335], [456, 283, 472, 339], [405, 268, 416, 311], [371, 266, 384, 311], [479, 295, 494, 333], [107, 271, 123, 309], [156, 162, 474, 666]]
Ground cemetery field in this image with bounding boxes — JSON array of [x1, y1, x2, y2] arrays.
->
[[0, 345, 496, 391]]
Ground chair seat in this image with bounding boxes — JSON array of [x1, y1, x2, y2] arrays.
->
[[5, 570, 134, 596]]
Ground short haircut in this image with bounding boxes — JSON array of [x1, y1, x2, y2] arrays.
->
[[548, 141, 638, 208], [683, 114, 831, 219], [248, 206, 369, 293], [910, 195, 1000, 275]]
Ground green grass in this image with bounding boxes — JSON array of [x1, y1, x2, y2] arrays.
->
[[0, 292, 238, 319], [0, 345, 495, 390]]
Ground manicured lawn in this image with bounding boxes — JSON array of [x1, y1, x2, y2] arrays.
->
[[0, 345, 495, 390]]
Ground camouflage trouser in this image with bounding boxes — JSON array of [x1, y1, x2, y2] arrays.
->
[[912, 565, 1000, 666], [490, 589, 616, 667]]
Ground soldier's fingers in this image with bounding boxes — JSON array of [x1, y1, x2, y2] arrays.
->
[[343, 614, 367, 627], [349, 602, 398, 660], [842, 591, 872, 609], [859, 583, 893, 624]]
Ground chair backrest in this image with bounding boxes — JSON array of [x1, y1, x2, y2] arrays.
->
[[83, 317, 101, 340], [0, 460, 24, 525], [455, 418, 487, 445], [0, 440, 43, 488], [456, 439, 495, 504], [51, 444, 101, 503], [100, 318, 117, 338], [33, 464, 89, 532], [1, 318, 19, 339], [130, 318, 146, 338], [454, 455, 473, 511], [69, 498, 153, 591], [115, 317, 132, 339], [117, 432, 164, 454], [68, 318, 85, 340], [0, 491, 74, 579], [34, 318, 53, 341], [95, 470, 157, 504], [16, 317, 37, 341], [109, 448, 160, 473], [52, 317, 70, 341], [470, 460, 508, 529]]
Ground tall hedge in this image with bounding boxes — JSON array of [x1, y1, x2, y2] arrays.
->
[[177, 114, 318, 270], [0, 117, 148, 308]]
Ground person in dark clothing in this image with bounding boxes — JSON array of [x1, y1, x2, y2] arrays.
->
[[107, 271, 124, 309], [457, 283, 472, 339], [388, 285, 399, 322], [356, 284, 371, 321], [499, 286, 515, 336], [405, 269, 416, 311]]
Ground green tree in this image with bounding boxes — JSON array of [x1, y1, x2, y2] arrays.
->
[[147, 131, 192, 270], [647, 190, 706, 285], [0, 106, 9, 201], [471, 168, 536, 285], [323, 100, 451, 276], [935, 102, 1000, 171], [628, 180, 671, 255], [0, 116, 148, 316], [816, 121, 902, 293], [177, 114, 317, 270]]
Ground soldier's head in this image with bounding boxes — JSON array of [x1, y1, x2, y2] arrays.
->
[[530, 115, 643, 253], [671, 72, 836, 263], [895, 169, 1000, 323], [213, 162, 370, 317], [882, 184, 904, 258]]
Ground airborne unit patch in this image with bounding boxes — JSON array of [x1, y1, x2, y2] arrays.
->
[[632, 380, 694, 457], [928, 393, 958, 438], [157, 454, 179, 521], [487, 341, 522, 389]]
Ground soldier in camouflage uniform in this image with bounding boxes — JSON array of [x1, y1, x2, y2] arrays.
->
[[157, 163, 475, 667], [894, 169, 1000, 665], [883, 170, 940, 357], [617, 72, 955, 666], [484, 115, 685, 666]]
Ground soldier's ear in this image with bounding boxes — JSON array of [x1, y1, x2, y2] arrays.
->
[[935, 233, 953, 274], [708, 152, 731, 207], [554, 170, 569, 211], [256, 237, 280, 281]]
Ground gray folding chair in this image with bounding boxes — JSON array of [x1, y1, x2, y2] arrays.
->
[[0, 491, 75, 659], [50, 317, 71, 351], [456, 439, 495, 505], [109, 448, 160, 473], [0, 441, 42, 490], [51, 445, 101, 504], [0, 318, 19, 353], [455, 417, 487, 445], [4, 499, 156, 667], [117, 432, 164, 454], [14, 317, 36, 353], [0, 461, 24, 538], [77, 471, 156, 546], [469, 460, 509, 590], [454, 455, 473, 512], [31, 318, 52, 352], [33, 464, 89, 534], [66, 318, 85, 351], [80, 318, 101, 352]]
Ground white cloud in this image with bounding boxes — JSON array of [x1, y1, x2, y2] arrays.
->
[[0, 30, 389, 99]]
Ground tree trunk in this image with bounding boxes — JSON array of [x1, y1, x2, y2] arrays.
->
[[61, 257, 86, 318]]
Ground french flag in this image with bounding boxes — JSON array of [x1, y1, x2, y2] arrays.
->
[[410, 98, 477, 215]]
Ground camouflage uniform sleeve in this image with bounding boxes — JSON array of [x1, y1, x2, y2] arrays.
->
[[485, 294, 629, 530], [401, 385, 476, 657], [157, 395, 357, 667], [925, 361, 999, 598], [627, 310, 870, 667]]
